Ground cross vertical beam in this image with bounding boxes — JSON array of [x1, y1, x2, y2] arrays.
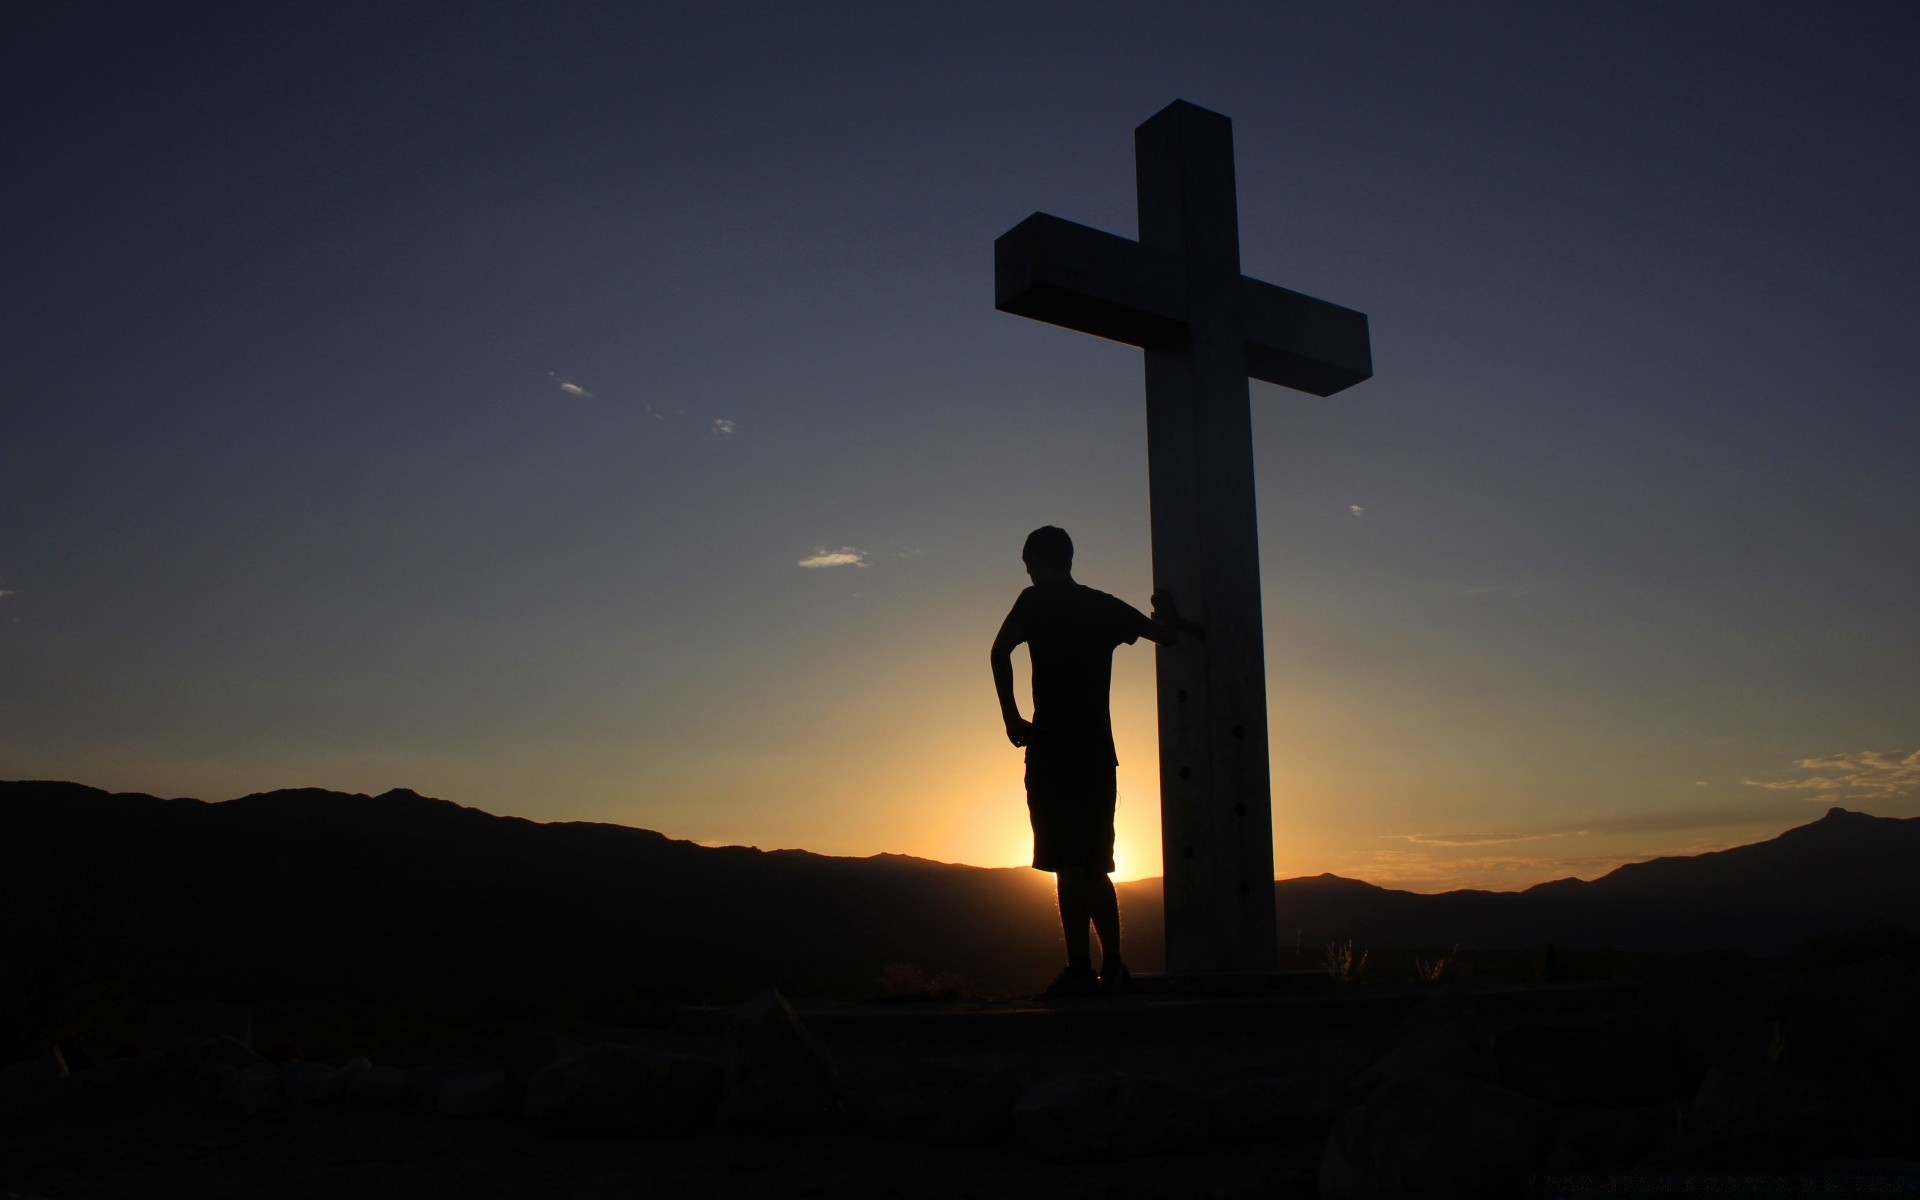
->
[[1137, 103, 1277, 974], [995, 100, 1370, 976]]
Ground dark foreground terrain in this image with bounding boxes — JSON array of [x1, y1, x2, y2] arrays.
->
[[6, 951, 1919, 1200]]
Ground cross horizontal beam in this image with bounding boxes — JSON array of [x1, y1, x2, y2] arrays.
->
[[994, 212, 1372, 397]]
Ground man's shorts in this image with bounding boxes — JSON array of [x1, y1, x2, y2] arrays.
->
[[1024, 754, 1117, 874]]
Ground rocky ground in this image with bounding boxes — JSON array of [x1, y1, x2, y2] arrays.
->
[[5, 954, 1919, 1199]]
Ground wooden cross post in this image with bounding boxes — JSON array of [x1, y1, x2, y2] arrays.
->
[[994, 100, 1371, 974]]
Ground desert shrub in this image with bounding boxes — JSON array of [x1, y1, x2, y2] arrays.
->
[[1415, 944, 1462, 983], [1325, 938, 1370, 985]]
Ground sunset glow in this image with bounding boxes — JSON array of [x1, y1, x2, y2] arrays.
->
[[3, 5, 1915, 896]]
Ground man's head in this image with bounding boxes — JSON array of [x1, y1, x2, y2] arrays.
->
[[1022, 526, 1074, 577]]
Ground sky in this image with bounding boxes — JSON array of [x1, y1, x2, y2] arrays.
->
[[4, 2, 1916, 892]]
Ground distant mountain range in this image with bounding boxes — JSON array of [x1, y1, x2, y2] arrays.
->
[[2, 781, 1914, 1012]]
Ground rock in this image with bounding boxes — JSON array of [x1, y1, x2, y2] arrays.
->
[[194, 1062, 238, 1105], [322, 1056, 372, 1102], [39, 1041, 69, 1082], [506, 1031, 584, 1088], [216, 1062, 286, 1116], [192, 1035, 260, 1074], [408, 1060, 512, 1117], [1495, 1012, 1685, 1106], [345, 1065, 410, 1106], [142, 1000, 252, 1053], [1321, 1074, 1557, 1199], [1777, 953, 1920, 1104], [523, 1043, 723, 1134], [1545, 1103, 1677, 1172], [1646, 952, 1775, 1077], [716, 990, 846, 1133], [0, 1054, 64, 1116], [1011, 1074, 1209, 1161], [860, 1061, 1019, 1146], [1656, 1067, 1838, 1170], [1203, 1071, 1341, 1144], [1690, 1067, 1831, 1142], [1345, 997, 1493, 1100], [281, 1061, 339, 1106], [72, 1053, 171, 1093]]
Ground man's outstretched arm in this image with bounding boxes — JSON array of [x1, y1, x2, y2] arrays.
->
[[989, 614, 1034, 747], [1143, 589, 1202, 646]]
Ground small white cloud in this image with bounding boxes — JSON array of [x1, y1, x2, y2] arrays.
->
[[1349, 504, 1365, 518], [712, 418, 735, 435], [1695, 780, 1709, 787], [797, 546, 870, 569], [558, 380, 591, 397]]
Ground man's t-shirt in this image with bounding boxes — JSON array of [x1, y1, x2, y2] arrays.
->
[[1007, 581, 1154, 766]]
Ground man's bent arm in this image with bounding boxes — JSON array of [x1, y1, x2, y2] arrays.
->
[[990, 614, 1032, 745]]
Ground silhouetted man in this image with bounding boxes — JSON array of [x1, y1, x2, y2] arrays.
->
[[990, 526, 1184, 998]]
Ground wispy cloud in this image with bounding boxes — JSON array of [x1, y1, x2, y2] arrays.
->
[[797, 546, 869, 569], [1349, 504, 1365, 518], [1385, 831, 1564, 847], [1570, 806, 1786, 837], [711, 418, 734, 435], [1745, 749, 1920, 798]]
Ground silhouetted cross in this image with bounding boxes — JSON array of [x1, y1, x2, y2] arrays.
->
[[995, 100, 1371, 974]]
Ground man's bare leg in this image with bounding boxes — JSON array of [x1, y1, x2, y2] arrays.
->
[[1085, 869, 1121, 970], [1055, 871, 1093, 969]]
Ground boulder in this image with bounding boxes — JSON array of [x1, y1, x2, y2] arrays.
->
[[142, 1000, 252, 1053], [0, 1054, 65, 1116], [1345, 996, 1493, 1100], [523, 1043, 723, 1134], [192, 1035, 260, 1075], [1321, 1074, 1557, 1199], [345, 1065, 410, 1106], [1655, 1068, 1838, 1171], [1203, 1071, 1341, 1144], [72, 1053, 172, 1094], [1011, 1073, 1209, 1161], [716, 990, 845, 1133], [1495, 1012, 1685, 1106], [408, 1060, 512, 1117], [1545, 1103, 1678, 1172], [216, 1062, 286, 1117], [322, 1056, 372, 1102], [281, 1061, 339, 1106], [505, 1031, 584, 1089], [860, 1061, 1019, 1146], [1646, 952, 1775, 1077], [1777, 953, 1920, 1104]]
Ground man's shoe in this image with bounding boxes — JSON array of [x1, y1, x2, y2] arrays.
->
[[1040, 965, 1099, 999], [1100, 959, 1133, 994]]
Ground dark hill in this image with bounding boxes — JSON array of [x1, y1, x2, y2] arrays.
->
[[1269, 806, 1920, 952], [0, 781, 1063, 1017], [2, 782, 1913, 1023]]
